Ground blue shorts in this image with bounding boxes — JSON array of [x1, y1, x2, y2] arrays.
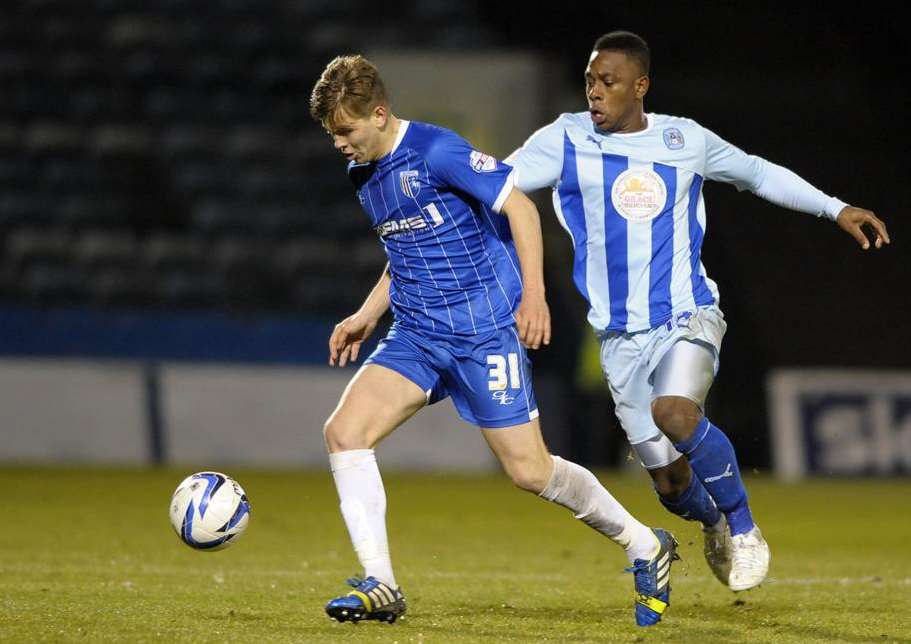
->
[[365, 323, 539, 428]]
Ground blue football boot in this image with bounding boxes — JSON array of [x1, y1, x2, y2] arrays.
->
[[625, 528, 679, 627], [325, 576, 406, 624]]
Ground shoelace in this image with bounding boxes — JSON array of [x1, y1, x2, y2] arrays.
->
[[345, 576, 400, 604], [623, 560, 659, 595], [623, 561, 649, 575]]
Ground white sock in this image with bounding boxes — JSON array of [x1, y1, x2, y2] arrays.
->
[[539, 455, 658, 563], [329, 449, 397, 588]]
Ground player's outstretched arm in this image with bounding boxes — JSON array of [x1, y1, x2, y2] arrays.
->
[[329, 264, 391, 367], [835, 206, 891, 250], [703, 127, 892, 250], [500, 188, 551, 350]]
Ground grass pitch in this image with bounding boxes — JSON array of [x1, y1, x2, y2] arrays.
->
[[2, 467, 910, 643]]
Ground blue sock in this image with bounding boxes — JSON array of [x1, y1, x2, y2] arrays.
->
[[657, 473, 721, 528], [673, 417, 754, 536]]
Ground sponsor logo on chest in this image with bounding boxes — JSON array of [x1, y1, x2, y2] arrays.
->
[[610, 168, 668, 223], [375, 215, 428, 238]]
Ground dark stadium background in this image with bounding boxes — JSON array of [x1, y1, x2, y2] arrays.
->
[[0, 1, 907, 469]]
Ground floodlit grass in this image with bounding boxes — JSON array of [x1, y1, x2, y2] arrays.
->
[[2, 467, 910, 643]]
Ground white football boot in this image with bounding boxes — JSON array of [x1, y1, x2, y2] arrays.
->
[[728, 525, 770, 591], [703, 515, 733, 586]]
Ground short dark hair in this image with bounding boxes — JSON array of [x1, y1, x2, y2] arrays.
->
[[592, 31, 650, 76]]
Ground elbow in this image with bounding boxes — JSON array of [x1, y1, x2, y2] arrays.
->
[[502, 188, 537, 219]]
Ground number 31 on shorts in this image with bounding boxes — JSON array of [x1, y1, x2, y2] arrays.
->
[[487, 353, 521, 391]]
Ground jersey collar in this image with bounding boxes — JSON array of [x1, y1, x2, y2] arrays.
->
[[374, 119, 410, 166], [390, 119, 410, 154], [593, 113, 653, 137]]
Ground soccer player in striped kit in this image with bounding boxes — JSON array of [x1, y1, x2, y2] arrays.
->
[[311, 55, 678, 627], [507, 31, 889, 592]]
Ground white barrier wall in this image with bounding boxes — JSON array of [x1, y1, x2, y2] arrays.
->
[[162, 363, 496, 470], [0, 358, 148, 463], [0, 358, 497, 470]]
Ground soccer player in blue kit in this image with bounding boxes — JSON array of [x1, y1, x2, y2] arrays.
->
[[506, 31, 890, 592], [310, 55, 679, 627]]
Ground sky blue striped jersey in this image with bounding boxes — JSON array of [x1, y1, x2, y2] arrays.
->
[[349, 120, 521, 336], [507, 112, 846, 334]]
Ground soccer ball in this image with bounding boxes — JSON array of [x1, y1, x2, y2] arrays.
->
[[169, 471, 251, 551]]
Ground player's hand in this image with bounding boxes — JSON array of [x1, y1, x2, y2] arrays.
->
[[515, 289, 551, 350], [836, 206, 890, 250], [328, 312, 378, 367]]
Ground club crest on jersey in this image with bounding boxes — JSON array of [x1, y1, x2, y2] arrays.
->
[[663, 127, 685, 150], [469, 150, 497, 173], [399, 170, 421, 198], [610, 168, 668, 223]]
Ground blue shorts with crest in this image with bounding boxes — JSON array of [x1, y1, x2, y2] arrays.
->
[[365, 323, 538, 428]]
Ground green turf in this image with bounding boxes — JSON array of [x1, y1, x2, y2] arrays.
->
[[2, 467, 910, 643]]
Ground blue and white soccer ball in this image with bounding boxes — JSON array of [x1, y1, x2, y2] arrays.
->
[[169, 472, 251, 551]]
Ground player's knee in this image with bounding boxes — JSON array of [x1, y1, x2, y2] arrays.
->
[[651, 397, 702, 443], [323, 417, 371, 453], [505, 457, 551, 494]]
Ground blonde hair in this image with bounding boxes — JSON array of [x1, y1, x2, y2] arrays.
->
[[309, 55, 388, 128]]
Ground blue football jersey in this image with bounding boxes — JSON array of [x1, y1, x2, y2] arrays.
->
[[348, 120, 521, 336]]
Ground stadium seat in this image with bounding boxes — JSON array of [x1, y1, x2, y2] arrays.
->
[[89, 125, 151, 159], [160, 126, 223, 161], [0, 193, 57, 229], [0, 1, 478, 315], [191, 200, 261, 237], [350, 238, 388, 270], [0, 52, 36, 84], [290, 272, 360, 311], [223, 127, 288, 161], [143, 234, 208, 271], [6, 227, 73, 269], [68, 85, 133, 122], [88, 266, 155, 306], [23, 263, 89, 304], [271, 239, 346, 278], [57, 194, 130, 230], [42, 158, 105, 191], [73, 230, 138, 270], [24, 122, 85, 158], [156, 268, 227, 306], [210, 237, 270, 274], [0, 261, 20, 300], [0, 157, 37, 189], [0, 124, 21, 153]]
